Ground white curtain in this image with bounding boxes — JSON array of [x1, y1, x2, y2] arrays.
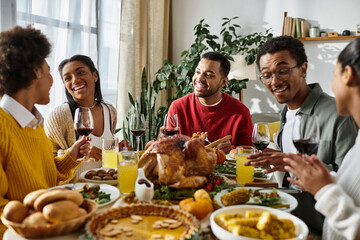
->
[[15, 0, 121, 118], [117, 0, 170, 131]]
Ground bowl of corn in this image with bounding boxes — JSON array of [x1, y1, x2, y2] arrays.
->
[[210, 205, 308, 240]]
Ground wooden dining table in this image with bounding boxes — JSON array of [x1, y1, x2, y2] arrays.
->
[[3, 172, 320, 240]]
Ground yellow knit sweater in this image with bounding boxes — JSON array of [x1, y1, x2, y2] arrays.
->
[[0, 108, 81, 236]]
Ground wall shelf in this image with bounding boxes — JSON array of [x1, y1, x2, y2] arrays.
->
[[298, 35, 359, 41]]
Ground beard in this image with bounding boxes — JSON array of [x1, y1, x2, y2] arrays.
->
[[194, 81, 223, 98]]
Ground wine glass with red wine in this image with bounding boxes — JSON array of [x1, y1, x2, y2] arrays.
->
[[291, 114, 319, 190], [163, 113, 179, 136], [292, 114, 319, 157], [252, 122, 270, 152], [74, 108, 94, 136], [130, 114, 146, 151]]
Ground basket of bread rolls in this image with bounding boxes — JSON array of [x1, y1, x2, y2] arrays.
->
[[1, 188, 98, 238]]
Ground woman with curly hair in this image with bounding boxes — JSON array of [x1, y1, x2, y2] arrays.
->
[[0, 26, 88, 237]]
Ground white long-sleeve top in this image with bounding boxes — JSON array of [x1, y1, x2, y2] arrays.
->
[[315, 129, 360, 240]]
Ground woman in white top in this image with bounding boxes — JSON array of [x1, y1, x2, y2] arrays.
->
[[283, 38, 360, 240], [45, 55, 131, 179]]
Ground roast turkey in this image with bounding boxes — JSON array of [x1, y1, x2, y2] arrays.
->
[[138, 134, 218, 189]]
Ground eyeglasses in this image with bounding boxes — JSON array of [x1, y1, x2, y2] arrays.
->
[[259, 63, 302, 85]]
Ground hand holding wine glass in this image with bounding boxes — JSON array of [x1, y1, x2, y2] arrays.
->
[[74, 108, 94, 136], [163, 113, 179, 136], [252, 122, 270, 152], [130, 114, 146, 151]]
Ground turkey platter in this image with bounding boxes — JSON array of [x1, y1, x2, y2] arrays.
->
[[138, 134, 220, 189]]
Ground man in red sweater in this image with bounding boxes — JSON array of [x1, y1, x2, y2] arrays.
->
[[166, 52, 253, 154]]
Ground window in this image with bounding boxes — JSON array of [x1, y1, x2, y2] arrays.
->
[[14, 0, 121, 117]]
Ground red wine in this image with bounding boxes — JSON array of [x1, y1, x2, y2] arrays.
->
[[76, 128, 93, 136], [165, 129, 179, 136], [293, 139, 318, 155], [131, 129, 145, 137], [253, 141, 270, 151]]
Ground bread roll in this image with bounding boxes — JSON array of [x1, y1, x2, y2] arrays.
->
[[23, 212, 50, 225], [3, 200, 28, 223], [34, 189, 83, 211], [42, 200, 80, 223], [23, 189, 47, 208]]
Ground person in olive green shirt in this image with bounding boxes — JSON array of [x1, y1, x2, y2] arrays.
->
[[245, 36, 358, 235]]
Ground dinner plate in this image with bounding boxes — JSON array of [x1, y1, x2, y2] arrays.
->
[[225, 154, 235, 163], [213, 187, 298, 212], [50, 183, 120, 207], [79, 168, 117, 185]]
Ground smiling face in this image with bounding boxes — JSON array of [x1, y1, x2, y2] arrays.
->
[[192, 58, 228, 104], [61, 61, 98, 105], [259, 50, 308, 109], [34, 60, 53, 105]]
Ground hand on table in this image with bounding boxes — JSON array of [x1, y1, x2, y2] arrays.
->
[[283, 153, 334, 195], [244, 150, 287, 173]]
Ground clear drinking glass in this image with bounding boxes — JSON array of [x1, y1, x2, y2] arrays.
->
[[118, 151, 138, 194], [102, 138, 118, 168], [130, 114, 146, 151], [252, 122, 270, 152], [236, 146, 255, 185], [163, 113, 179, 136]]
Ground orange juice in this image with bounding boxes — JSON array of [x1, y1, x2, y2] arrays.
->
[[236, 146, 254, 185], [118, 162, 138, 193], [102, 150, 118, 168]]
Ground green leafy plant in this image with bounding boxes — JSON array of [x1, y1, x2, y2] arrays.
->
[[153, 17, 273, 101], [123, 17, 272, 147], [122, 68, 162, 150]]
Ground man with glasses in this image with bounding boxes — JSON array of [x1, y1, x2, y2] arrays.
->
[[245, 36, 358, 235]]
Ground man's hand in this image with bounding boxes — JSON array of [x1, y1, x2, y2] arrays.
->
[[215, 140, 232, 154], [244, 151, 286, 173], [284, 153, 334, 195]]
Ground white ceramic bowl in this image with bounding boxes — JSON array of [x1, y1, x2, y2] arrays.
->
[[210, 205, 308, 240]]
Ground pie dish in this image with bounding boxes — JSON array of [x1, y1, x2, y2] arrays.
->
[[1, 199, 97, 238], [86, 204, 199, 240]]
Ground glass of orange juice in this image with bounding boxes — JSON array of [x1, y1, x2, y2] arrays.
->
[[236, 146, 255, 185], [102, 138, 118, 168], [118, 151, 138, 194]]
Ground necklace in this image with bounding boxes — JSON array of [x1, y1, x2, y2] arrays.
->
[[79, 101, 96, 109]]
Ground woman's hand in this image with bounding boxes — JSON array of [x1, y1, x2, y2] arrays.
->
[[119, 139, 133, 151], [84, 145, 102, 161], [68, 136, 91, 160], [283, 153, 334, 195]]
